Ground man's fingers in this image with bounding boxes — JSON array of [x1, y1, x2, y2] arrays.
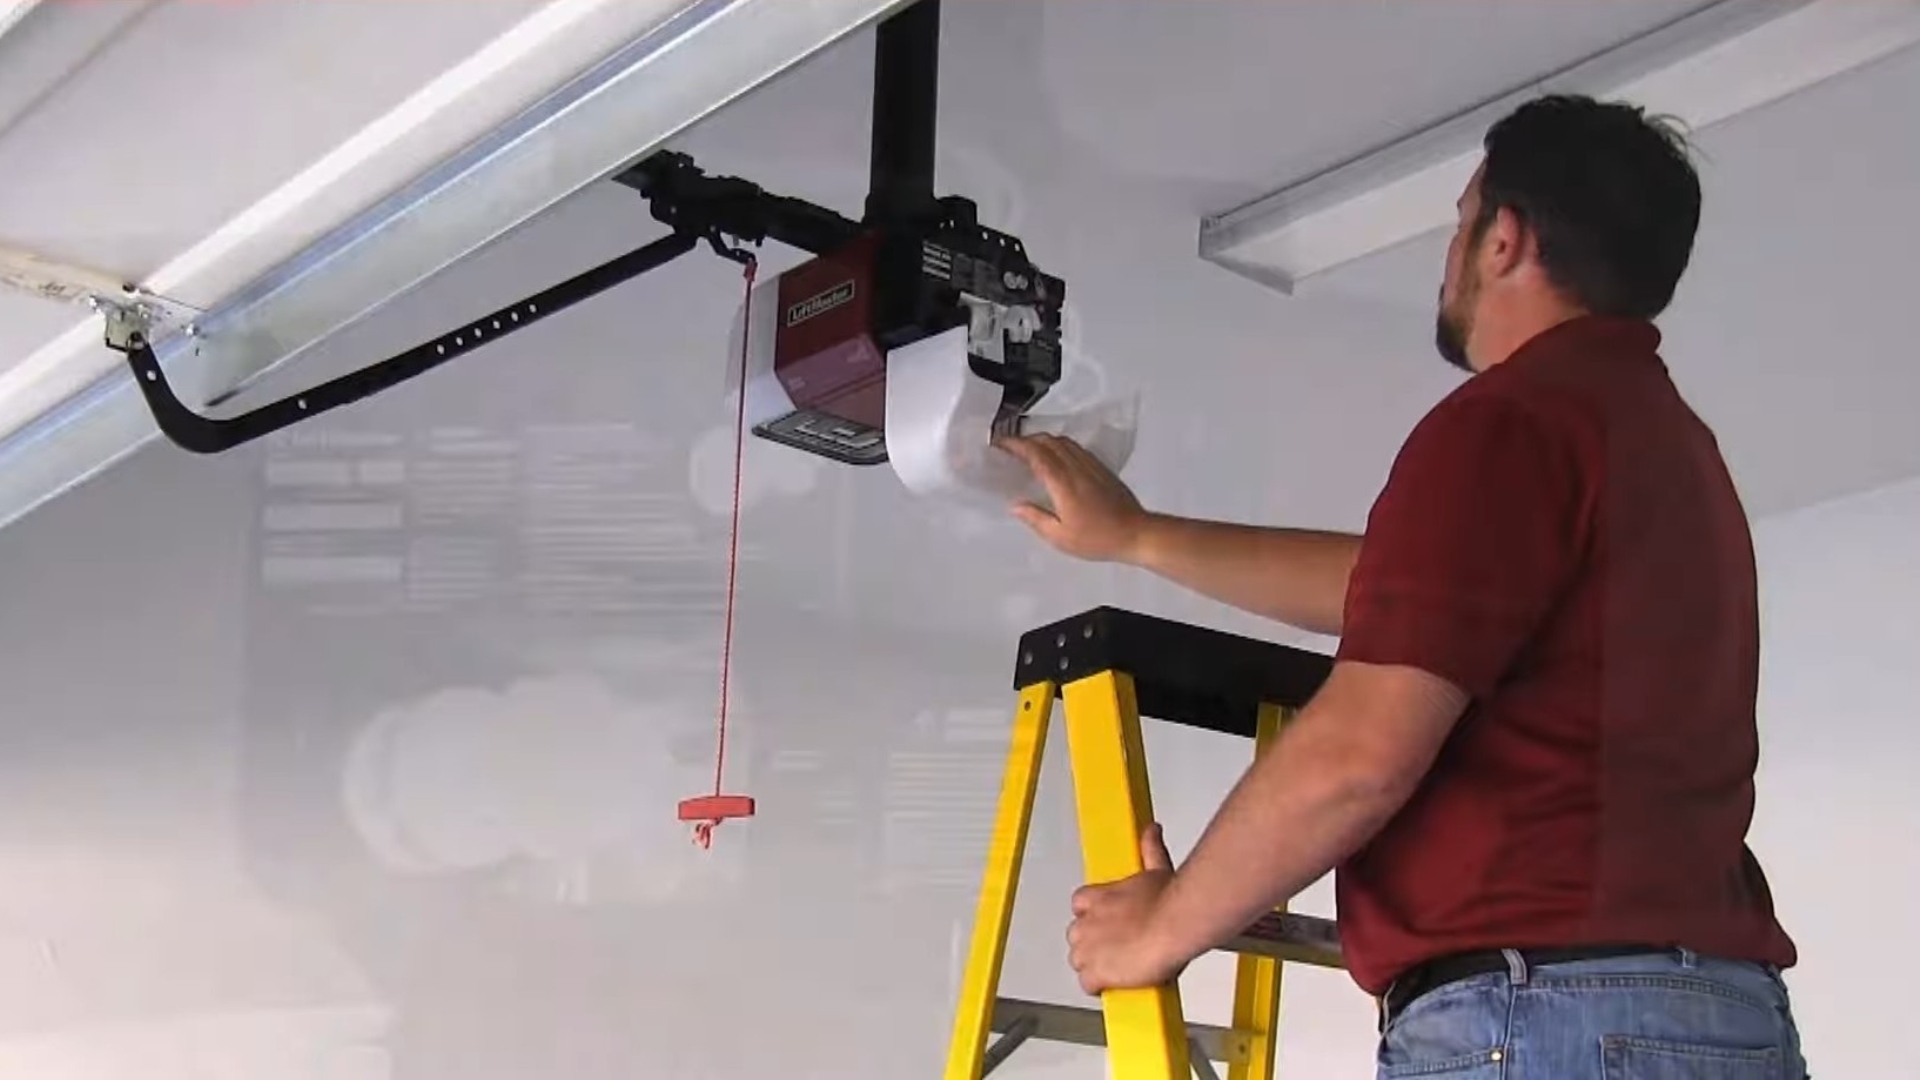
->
[[1071, 884, 1096, 915], [1000, 438, 1075, 504], [1053, 435, 1107, 474], [1140, 822, 1174, 872], [1010, 501, 1062, 542], [1002, 434, 1082, 484], [993, 434, 1038, 465], [996, 434, 1061, 474], [1023, 432, 1101, 472]]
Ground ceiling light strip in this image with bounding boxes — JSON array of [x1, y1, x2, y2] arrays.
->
[[0, 0, 39, 40], [1199, 0, 1920, 294]]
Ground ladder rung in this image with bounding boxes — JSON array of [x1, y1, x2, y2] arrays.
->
[[1224, 911, 1345, 970], [990, 997, 1252, 1065], [981, 1013, 1038, 1077]]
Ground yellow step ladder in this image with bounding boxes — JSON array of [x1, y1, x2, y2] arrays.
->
[[943, 606, 1345, 1080]]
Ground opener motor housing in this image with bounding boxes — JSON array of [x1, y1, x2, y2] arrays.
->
[[758, 198, 1066, 465]]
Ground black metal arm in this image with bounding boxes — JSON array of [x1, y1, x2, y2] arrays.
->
[[122, 230, 701, 454]]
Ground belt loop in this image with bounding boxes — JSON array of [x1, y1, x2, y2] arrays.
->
[[1677, 946, 1699, 970], [1502, 948, 1529, 987]]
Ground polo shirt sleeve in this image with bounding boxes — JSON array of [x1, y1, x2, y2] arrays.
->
[[1337, 390, 1587, 698]]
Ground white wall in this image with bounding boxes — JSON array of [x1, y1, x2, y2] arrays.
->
[[0, 6, 1911, 1079], [1748, 474, 1920, 1075], [2, 451, 1908, 1080]]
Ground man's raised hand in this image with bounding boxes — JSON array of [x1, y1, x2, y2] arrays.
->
[[996, 433, 1153, 563]]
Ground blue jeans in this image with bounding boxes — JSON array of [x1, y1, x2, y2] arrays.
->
[[1375, 948, 1810, 1078]]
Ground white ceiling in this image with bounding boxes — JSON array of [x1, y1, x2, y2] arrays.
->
[[1033, 0, 1716, 213], [0, 0, 1722, 369], [0, 0, 547, 276], [0, 0, 550, 371], [0, 0, 1916, 528]]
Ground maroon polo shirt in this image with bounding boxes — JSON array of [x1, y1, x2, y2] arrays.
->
[[1332, 314, 1798, 996]]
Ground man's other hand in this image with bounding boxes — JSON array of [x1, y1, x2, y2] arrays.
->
[[997, 433, 1151, 563], [1065, 824, 1187, 995]]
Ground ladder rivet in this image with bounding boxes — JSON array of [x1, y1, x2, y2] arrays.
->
[[1055, 633, 1066, 647], [1023, 652, 1033, 665], [1058, 658, 1069, 671], [1083, 625, 1094, 639]]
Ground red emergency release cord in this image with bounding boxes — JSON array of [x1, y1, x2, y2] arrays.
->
[[677, 254, 759, 849]]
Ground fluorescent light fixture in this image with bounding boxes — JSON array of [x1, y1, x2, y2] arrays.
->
[[0, 0, 907, 532], [0, 0, 38, 40], [1199, 0, 1920, 295]]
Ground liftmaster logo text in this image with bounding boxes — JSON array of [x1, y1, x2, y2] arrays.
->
[[786, 281, 857, 327]]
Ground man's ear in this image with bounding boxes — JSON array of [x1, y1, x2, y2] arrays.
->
[[1482, 205, 1530, 279]]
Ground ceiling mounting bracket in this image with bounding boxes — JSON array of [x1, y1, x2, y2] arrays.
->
[[0, 242, 203, 347], [96, 298, 157, 354]]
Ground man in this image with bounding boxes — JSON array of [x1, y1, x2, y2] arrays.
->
[[998, 95, 1808, 1077]]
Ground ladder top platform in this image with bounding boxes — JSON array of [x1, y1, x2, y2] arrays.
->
[[1013, 606, 1333, 739]]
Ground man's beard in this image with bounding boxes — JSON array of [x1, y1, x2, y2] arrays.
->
[[1433, 276, 1476, 373]]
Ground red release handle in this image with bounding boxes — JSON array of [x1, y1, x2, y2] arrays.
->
[[678, 794, 756, 849], [677, 794, 756, 822]]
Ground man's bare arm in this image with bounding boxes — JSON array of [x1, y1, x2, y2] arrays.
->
[[1130, 515, 1359, 637], [1145, 660, 1470, 967], [996, 434, 1359, 636]]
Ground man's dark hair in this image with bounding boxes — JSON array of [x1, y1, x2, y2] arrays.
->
[[1474, 93, 1702, 319]]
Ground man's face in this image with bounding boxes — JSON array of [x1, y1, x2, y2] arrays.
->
[[1434, 168, 1486, 373]]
